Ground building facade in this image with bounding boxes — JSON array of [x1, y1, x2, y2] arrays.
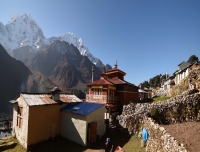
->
[[86, 62, 139, 113], [60, 102, 106, 146], [10, 87, 82, 148], [174, 61, 191, 85]]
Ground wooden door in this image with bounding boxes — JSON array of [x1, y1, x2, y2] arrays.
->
[[90, 122, 97, 143]]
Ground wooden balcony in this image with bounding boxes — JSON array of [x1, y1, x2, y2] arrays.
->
[[86, 94, 119, 103]]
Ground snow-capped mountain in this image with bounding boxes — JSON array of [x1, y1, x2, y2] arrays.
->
[[44, 33, 105, 67], [0, 13, 45, 52], [0, 13, 105, 67]]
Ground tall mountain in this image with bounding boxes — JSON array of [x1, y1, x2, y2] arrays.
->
[[0, 13, 44, 52], [26, 40, 102, 92], [0, 13, 106, 67], [0, 44, 55, 114]]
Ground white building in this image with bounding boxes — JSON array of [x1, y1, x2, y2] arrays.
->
[[174, 61, 191, 85], [60, 102, 106, 146]]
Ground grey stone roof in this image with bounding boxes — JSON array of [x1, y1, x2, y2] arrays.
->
[[178, 61, 191, 71]]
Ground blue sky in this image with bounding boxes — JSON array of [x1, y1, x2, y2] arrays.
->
[[1, 0, 200, 85]]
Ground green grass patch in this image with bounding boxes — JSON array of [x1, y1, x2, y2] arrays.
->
[[121, 135, 145, 152], [152, 96, 170, 103], [0, 133, 145, 152]]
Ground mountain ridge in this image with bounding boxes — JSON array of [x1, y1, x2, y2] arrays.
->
[[25, 40, 103, 92], [0, 13, 107, 68], [0, 44, 56, 114]]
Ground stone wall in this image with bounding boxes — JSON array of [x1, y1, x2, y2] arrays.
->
[[154, 88, 168, 97], [188, 64, 200, 92], [139, 117, 187, 152], [117, 89, 200, 151]]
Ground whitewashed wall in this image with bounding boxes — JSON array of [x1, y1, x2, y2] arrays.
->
[[12, 95, 29, 148], [86, 105, 106, 137], [61, 111, 87, 146]]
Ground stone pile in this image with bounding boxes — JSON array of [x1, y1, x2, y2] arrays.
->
[[154, 88, 168, 97]]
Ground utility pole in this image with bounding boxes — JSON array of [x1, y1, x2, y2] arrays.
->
[[92, 66, 94, 82]]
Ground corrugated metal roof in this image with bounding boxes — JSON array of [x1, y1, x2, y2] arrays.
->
[[61, 102, 104, 115], [20, 94, 82, 106]]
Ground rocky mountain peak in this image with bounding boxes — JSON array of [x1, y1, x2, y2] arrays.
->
[[1, 13, 111, 68], [0, 13, 45, 52]]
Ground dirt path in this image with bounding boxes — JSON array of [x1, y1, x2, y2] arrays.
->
[[162, 122, 200, 152]]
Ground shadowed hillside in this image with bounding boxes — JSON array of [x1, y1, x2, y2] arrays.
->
[[26, 40, 106, 92], [0, 44, 55, 114]]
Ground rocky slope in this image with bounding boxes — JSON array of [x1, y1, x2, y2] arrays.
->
[[26, 40, 103, 92], [188, 63, 200, 91], [0, 44, 55, 114]]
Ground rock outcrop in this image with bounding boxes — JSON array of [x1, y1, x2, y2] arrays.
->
[[188, 64, 200, 91]]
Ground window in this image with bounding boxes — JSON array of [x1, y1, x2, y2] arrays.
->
[[17, 106, 23, 128], [108, 89, 114, 96], [93, 89, 102, 95]]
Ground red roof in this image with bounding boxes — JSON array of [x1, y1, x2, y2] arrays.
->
[[87, 77, 138, 88], [123, 80, 138, 88], [107, 77, 126, 85], [105, 68, 126, 76], [87, 77, 113, 86]]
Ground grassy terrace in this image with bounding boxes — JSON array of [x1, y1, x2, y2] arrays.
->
[[152, 96, 171, 103], [0, 132, 145, 152]]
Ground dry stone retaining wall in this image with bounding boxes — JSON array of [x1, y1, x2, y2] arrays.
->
[[154, 88, 168, 97], [117, 89, 200, 151], [140, 117, 187, 152]]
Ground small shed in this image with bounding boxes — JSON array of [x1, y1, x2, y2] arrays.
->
[[139, 89, 148, 100], [60, 102, 106, 146]]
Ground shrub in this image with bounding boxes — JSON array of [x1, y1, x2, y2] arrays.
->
[[151, 107, 159, 122]]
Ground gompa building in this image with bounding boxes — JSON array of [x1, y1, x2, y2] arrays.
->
[[86, 61, 139, 114]]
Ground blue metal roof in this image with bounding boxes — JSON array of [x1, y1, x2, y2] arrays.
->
[[61, 102, 104, 115]]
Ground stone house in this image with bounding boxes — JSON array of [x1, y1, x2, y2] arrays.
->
[[10, 87, 82, 148]]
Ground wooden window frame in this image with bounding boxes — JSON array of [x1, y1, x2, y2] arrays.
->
[[17, 106, 23, 128]]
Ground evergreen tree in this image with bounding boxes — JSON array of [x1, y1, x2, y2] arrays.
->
[[187, 55, 199, 63]]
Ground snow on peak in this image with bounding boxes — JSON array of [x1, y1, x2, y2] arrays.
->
[[0, 13, 45, 52], [0, 13, 105, 67], [7, 13, 21, 24]]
